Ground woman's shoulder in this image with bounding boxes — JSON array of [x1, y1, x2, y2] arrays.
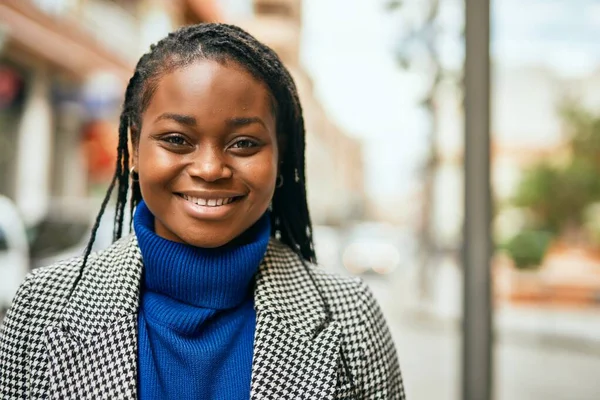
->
[[1, 234, 138, 341], [263, 239, 381, 319], [14, 234, 137, 303], [16, 252, 86, 302], [257, 240, 403, 398], [309, 262, 382, 321]]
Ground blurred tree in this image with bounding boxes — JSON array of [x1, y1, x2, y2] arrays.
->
[[507, 102, 600, 266], [502, 229, 553, 270], [562, 103, 600, 170], [385, 0, 404, 11], [512, 163, 562, 232], [386, 0, 463, 301]]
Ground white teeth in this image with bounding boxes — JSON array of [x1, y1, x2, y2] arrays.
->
[[181, 194, 235, 207]]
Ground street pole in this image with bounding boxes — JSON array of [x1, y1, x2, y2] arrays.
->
[[462, 0, 492, 399]]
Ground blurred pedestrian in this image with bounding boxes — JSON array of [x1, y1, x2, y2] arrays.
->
[[0, 23, 405, 399]]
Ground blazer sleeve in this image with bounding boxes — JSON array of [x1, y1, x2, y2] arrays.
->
[[0, 274, 34, 399], [356, 280, 406, 399]]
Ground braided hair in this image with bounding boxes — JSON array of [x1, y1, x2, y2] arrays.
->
[[77, 23, 316, 277]]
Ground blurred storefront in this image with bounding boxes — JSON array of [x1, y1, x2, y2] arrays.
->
[[0, 0, 221, 227], [429, 64, 600, 311], [0, 0, 361, 230], [0, 0, 129, 225], [0, 62, 27, 207]]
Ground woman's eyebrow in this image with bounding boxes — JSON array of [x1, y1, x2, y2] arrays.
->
[[155, 113, 197, 127], [226, 116, 267, 129]]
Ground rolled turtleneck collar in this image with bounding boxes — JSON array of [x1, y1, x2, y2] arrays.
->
[[133, 200, 271, 310]]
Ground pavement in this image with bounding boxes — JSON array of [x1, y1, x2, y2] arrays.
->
[[397, 305, 600, 357], [361, 274, 600, 400]]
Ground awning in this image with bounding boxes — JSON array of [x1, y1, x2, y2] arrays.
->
[[0, 0, 133, 83]]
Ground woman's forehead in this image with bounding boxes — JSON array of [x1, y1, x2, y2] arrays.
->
[[142, 59, 275, 128]]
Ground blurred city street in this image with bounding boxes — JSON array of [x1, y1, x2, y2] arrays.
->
[[360, 273, 600, 400], [2, 1, 600, 399], [316, 228, 600, 400]]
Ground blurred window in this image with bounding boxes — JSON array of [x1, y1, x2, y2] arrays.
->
[[110, 0, 139, 13], [254, 1, 293, 17], [30, 0, 77, 16], [0, 62, 28, 200], [0, 226, 8, 252], [80, 0, 141, 62], [216, 0, 254, 20]]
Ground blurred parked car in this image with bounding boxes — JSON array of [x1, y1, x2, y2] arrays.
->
[[312, 224, 343, 272], [30, 199, 118, 269], [340, 222, 416, 276], [0, 195, 29, 313]]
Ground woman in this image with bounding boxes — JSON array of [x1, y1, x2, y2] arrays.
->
[[0, 24, 405, 399]]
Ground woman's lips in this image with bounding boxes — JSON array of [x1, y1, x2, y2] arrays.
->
[[180, 193, 237, 207], [176, 193, 243, 220]]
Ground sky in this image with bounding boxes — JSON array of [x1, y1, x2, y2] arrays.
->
[[301, 0, 429, 200], [300, 0, 600, 200], [492, 0, 600, 77]]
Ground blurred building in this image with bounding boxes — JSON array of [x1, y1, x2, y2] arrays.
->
[[0, 0, 220, 226], [226, 0, 367, 225], [419, 64, 600, 314], [432, 64, 600, 249], [0, 0, 363, 230]]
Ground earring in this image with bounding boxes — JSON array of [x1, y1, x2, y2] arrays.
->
[[276, 174, 284, 188], [130, 166, 139, 182]]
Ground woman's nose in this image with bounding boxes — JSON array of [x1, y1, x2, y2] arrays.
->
[[187, 148, 232, 182]]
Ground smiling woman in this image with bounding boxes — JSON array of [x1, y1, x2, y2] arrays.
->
[[137, 60, 278, 247], [0, 23, 405, 399]]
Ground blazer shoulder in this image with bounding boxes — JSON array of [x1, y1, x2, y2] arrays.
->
[[309, 265, 378, 319], [266, 238, 377, 319], [308, 265, 405, 398], [17, 254, 83, 305], [14, 234, 135, 308]]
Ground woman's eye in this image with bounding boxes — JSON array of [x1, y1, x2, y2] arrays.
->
[[162, 135, 188, 146], [231, 139, 259, 149]]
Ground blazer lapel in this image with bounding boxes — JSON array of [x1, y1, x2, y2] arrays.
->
[[44, 235, 143, 399], [250, 240, 341, 399]]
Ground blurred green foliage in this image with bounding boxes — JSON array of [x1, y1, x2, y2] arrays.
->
[[502, 229, 553, 270], [505, 102, 600, 269]]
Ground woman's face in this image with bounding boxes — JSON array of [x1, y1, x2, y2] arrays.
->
[[134, 59, 278, 247]]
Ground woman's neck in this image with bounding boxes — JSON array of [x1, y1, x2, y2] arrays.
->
[[133, 200, 271, 309]]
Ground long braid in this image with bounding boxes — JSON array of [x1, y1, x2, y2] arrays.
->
[[112, 114, 130, 241], [67, 171, 118, 300], [69, 70, 139, 298]]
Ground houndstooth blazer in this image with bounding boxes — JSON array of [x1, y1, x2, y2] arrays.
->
[[0, 234, 405, 399]]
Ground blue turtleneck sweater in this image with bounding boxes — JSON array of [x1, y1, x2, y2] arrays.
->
[[134, 201, 270, 399]]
